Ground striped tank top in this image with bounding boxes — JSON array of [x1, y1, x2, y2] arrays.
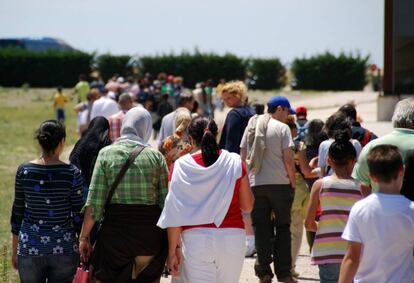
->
[[311, 176, 362, 265]]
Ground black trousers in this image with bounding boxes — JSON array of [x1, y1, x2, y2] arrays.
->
[[251, 184, 294, 280]]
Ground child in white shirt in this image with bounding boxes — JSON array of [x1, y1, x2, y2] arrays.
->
[[339, 144, 414, 283]]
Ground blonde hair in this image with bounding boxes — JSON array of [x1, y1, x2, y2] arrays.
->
[[174, 107, 192, 135], [221, 81, 248, 102]]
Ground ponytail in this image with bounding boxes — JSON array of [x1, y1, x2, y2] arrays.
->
[[328, 130, 356, 166], [188, 117, 219, 166]]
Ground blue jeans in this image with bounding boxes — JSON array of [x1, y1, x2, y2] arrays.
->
[[318, 263, 341, 283], [56, 108, 65, 121], [18, 254, 79, 283]]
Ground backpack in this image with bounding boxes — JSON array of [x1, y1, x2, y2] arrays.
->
[[294, 119, 308, 142]]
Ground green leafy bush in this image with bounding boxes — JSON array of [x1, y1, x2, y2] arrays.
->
[[140, 52, 246, 88], [96, 54, 131, 81], [248, 58, 285, 90], [291, 52, 368, 90], [0, 48, 92, 87]]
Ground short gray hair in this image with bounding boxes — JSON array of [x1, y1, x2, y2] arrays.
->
[[392, 98, 414, 129]]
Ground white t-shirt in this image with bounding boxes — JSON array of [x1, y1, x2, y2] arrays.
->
[[90, 96, 119, 120], [342, 193, 414, 283], [240, 118, 293, 186], [318, 138, 362, 175]]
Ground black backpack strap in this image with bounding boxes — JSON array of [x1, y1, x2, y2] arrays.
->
[[103, 145, 145, 215]]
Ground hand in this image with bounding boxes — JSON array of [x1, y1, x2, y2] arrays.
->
[[167, 249, 181, 276], [11, 253, 17, 270], [79, 238, 92, 264]]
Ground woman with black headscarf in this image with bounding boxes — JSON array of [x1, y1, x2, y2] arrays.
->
[[69, 116, 112, 188]]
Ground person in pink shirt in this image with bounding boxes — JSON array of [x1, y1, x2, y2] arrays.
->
[[108, 93, 134, 141]]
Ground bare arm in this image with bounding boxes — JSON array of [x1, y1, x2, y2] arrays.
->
[[239, 174, 254, 212], [283, 147, 296, 188], [240, 147, 247, 161], [305, 179, 322, 232], [339, 241, 362, 283], [298, 149, 318, 178], [79, 206, 96, 263], [167, 227, 183, 276]]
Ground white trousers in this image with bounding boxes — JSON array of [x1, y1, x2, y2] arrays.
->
[[178, 228, 245, 283]]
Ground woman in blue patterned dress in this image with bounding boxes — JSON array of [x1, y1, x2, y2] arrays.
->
[[10, 120, 85, 283]]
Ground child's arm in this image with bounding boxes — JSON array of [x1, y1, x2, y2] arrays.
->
[[305, 179, 322, 232], [339, 241, 362, 283], [298, 148, 318, 178]]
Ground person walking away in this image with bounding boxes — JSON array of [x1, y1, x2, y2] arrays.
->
[[318, 112, 362, 177], [108, 93, 134, 142], [89, 86, 119, 120], [157, 117, 254, 283], [69, 116, 111, 195], [285, 116, 311, 278], [153, 93, 174, 139], [338, 103, 377, 147], [353, 98, 414, 201], [54, 86, 69, 124], [159, 107, 192, 168], [11, 120, 84, 283], [73, 74, 90, 103], [339, 145, 414, 283], [157, 93, 194, 146], [305, 131, 365, 283], [219, 81, 255, 154], [78, 107, 169, 283], [294, 106, 309, 142], [300, 119, 328, 250], [74, 89, 100, 136], [242, 96, 297, 283]]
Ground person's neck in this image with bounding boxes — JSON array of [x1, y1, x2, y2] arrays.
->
[[37, 153, 62, 165], [377, 182, 401, 195], [332, 169, 352, 180]]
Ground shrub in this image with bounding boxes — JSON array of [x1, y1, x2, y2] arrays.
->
[[96, 54, 131, 81], [248, 58, 285, 90], [0, 48, 92, 87], [140, 52, 246, 88], [291, 52, 369, 90]]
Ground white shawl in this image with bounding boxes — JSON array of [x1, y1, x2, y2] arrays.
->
[[157, 150, 242, 228]]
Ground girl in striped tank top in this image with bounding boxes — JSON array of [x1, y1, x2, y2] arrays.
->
[[305, 131, 367, 283]]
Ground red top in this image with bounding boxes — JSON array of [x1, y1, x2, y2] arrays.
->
[[169, 151, 246, 230]]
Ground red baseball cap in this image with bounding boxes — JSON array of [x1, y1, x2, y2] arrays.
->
[[295, 106, 307, 115]]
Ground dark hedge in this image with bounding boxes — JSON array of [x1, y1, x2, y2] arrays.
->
[[0, 48, 92, 87], [248, 58, 285, 90], [291, 52, 368, 90]]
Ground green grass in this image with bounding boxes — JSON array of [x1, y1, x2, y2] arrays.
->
[[0, 87, 79, 281]]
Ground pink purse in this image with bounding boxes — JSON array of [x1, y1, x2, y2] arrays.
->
[[72, 265, 89, 283]]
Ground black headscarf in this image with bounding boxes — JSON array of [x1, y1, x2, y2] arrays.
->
[[69, 116, 112, 186]]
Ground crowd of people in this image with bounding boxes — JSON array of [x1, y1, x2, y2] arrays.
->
[[10, 76, 414, 283]]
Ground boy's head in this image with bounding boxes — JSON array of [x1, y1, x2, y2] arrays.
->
[[367, 145, 404, 186], [57, 86, 63, 93]]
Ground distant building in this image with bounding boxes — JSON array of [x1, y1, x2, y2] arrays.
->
[[379, 0, 414, 120], [0, 37, 74, 52]]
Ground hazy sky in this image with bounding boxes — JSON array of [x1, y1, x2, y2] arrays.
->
[[1, 0, 384, 66]]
